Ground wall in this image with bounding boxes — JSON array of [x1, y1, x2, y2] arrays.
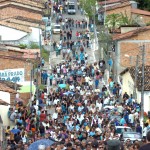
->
[[0, 26, 27, 41], [0, 57, 32, 81], [0, 6, 42, 21], [20, 27, 42, 45], [137, 91, 150, 113], [0, 91, 10, 126], [132, 14, 150, 24], [121, 72, 134, 96], [0, 27, 42, 46]]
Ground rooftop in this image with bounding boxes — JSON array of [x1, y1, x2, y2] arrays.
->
[[0, 0, 44, 9], [0, 82, 17, 94], [0, 99, 9, 105], [131, 8, 150, 16], [0, 20, 32, 33], [99, 0, 129, 5], [113, 26, 150, 41], [0, 80, 22, 90], [104, 1, 131, 11]]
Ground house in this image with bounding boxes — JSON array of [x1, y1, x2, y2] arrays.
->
[[120, 66, 150, 113], [0, 45, 40, 101], [99, 0, 150, 24], [0, 18, 44, 45], [0, 0, 44, 21], [112, 25, 150, 82], [0, 0, 45, 45]]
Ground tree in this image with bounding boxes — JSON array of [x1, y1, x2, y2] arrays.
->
[[105, 13, 122, 31], [120, 12, 138, 26], [79, 0, 96, 19], [135, 0, 150, 11]]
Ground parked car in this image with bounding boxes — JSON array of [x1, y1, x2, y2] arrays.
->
[[120, 132, 142, 142], [115, 126, 132, 136], [52, 24, 61, 34]]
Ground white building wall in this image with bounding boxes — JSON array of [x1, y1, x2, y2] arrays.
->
[[137, 91, 150, 113], [0, 26, 42, 46], [0, 26, 27, 41], [0, 91, 10, 126]]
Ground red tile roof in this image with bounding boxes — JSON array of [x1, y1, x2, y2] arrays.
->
[[0, 21, 32, 33], [99, 0, 129, 5], [103, 1, 131, 11], [0, 83, 17, 94], [131, 8, 150, 16], [0, 99, 9, 105], [113, 26, 150, 41]]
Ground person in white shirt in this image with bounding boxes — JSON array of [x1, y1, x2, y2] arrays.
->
[[88, 79, 93, 86], [103, 97, 110, 106], [77, 113, 84, 124], [69, 84, 75, 91], [76, 85, 81, 91], [85, 75, 90, 85], [96, 100, 102, 111], [128, 112, 134, 125], [53, 98, 60, 105], [52, 112, 58, 120]]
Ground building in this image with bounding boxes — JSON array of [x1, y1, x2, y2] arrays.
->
[[0, 45, 40, 102], [0, 0, 45, 45], [112, 26, 150, 81], [99, 0, 150, 24], [120, 66, 150, 113], [0, 0, 44, 21]]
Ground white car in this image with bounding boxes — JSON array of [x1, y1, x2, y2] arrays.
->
[[52, 24, 61, 34], [68, 2, 76, 14]]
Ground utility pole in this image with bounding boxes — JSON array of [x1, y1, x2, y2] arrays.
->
[[140, 44, 145, 129], [133, 55, 139, 100], [36, 52, 39, 105], [39, 25, 42, 58]]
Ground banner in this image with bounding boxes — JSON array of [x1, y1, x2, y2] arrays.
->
[[0, 68, 25, 82]]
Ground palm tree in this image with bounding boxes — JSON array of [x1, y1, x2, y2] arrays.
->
[[120, 12, 138, 26], [105, 13, 122, 31]]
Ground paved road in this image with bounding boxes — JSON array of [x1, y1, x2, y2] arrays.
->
[[43, 0, 100, 70], [45, 0, 101, 114]]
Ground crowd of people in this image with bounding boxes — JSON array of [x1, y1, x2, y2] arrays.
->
[[4, 0, 150, 150], [6, 50, 150, 150]]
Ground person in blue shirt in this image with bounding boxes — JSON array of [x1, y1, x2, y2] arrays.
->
[[136, 123, 142, 134], [80, 52, 84, 64], [49, 73, 53, 86], [120, 115, 126, 126]]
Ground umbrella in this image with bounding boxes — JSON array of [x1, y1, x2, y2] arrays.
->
[[28, 139, 54, 150], [58, 84, 66, 89], [63, 91, 74, 96], [11, 129, 20, 134]]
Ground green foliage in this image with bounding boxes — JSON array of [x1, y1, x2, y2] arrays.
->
[[120, 12, 138, 26], [79, 0, 96, 18], [39, 84, 45, 90], [41, 47, 49, 62], [135, 0, 150, 11], [105, 13, 122, 30], [18, 44, 27, 49], [29, 42, 40, 49]]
